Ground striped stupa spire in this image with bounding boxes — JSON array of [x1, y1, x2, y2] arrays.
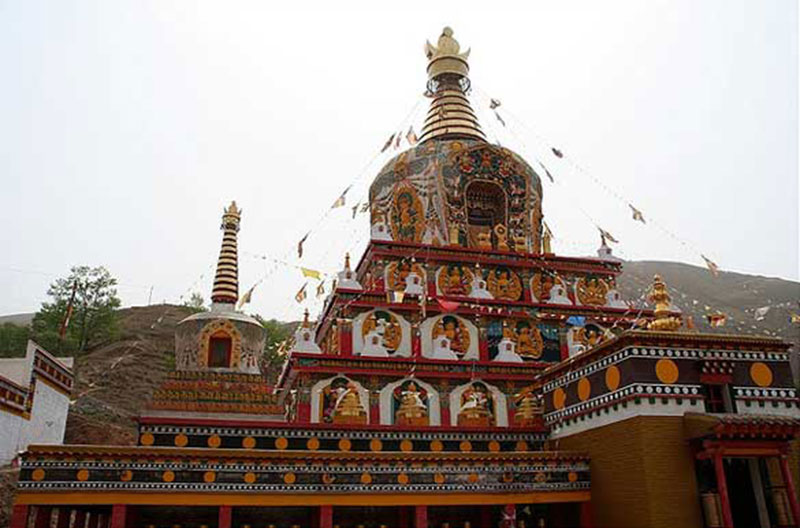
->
[[211, 201, 242, 305], [419, 27, 485, 143]]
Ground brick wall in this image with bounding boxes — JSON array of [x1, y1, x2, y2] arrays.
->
[[557, 415, 704, 528]]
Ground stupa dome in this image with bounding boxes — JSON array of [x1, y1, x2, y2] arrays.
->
[[368, 28, 544, 253]]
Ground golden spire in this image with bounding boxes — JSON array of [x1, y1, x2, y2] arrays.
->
[[419, 27, 485, 143], [646, 274, 681, 331], [211, 201, 241, 305]]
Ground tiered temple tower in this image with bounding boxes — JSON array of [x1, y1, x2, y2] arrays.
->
[[10, 27, 799, 528]]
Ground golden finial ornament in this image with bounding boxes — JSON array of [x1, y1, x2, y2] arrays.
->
[[646, 274, 682, 331], [419, 27, 485, 143], [424, 26, 471, 81]]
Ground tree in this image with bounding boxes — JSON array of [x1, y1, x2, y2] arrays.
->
[[32, 266, 121, 353], [183, 292, 207, 313], [252, 315, 294, 381], [0, 323, 31, 358]]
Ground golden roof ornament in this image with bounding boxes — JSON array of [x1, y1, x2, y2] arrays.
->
[[646, 274, 682, 331], [424, 26, 470, 82], [419, 27, 485, 143], [221, 201, 242, 232]]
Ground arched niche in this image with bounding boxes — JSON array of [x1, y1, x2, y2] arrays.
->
[[449, 379, 509, 427], [352, 309, 411, 357], [310, 375, 370, 425], [198, 319, 242, 370], [465, 180, 508, 249], [420, 314, 480, 361], [378, 377, 441, 426]]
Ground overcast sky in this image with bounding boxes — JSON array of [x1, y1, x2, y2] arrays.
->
[[1, 0, 797, 321]]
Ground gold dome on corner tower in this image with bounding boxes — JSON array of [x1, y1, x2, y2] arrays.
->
[[419, 27, 485, 143]]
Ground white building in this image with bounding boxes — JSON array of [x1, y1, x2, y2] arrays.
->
[[0, 340, 73, 465]]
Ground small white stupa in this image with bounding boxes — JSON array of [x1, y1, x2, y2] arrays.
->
[[361, 319, 390, 358], [493, 323, 523, 363], [430, 336, 459, 361], [293, 310, 322, 354], [547, 283, 573, 305], [469, 275, 493, 299], [336, 253, 363, 290], [403, 271, 425, 296]]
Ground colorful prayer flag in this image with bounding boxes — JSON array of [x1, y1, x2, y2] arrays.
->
[[331, 185, 352, 209], [294, 283, 308, 303], [701, 255, 720, 277], [395, 131, 402, 149], [237, 284, 256, 309], [301, 268, 321, 280], [381, 133, 395, 153], [297, 232, 309, 259], [489, 98, 501, 110], [706, 313, 727, 327], [598, 227, 619, 244], [316, 282, 325, 298], [629, 204, 646, 224], [790, 313, 800, 324], [352, 204, 359, 219], [494, 111, 506, 127], [552, 147, 564, 158]]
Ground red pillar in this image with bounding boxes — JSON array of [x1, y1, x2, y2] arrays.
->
[[714, 453, 734, 528], [340, 327, 353, 356], [414, 505, 428, 528], [33, 506, 52, 528], [780, 456, 800, 527], [319, 505, 333, 528], [74, 510, 87, 528], [9, 505, 29, 528], [370, 402, 380, 424], [219, 505, 232, 528], [56, 508, 71, 528], [109, 505, 127, 528], [580, 501, 593, 528]]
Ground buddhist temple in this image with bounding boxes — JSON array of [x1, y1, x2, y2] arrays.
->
[[9, 27, 799, 528]]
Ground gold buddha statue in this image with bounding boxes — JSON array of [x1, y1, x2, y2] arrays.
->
[[646, 275, 682, 331], [395, 381, 428, 426], [332, 382, 368, 425]]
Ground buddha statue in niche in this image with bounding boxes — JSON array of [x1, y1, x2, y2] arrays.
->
[[332, 382, 367, 425], [457, 382, 494, 427], [394, 381, 429, 426]]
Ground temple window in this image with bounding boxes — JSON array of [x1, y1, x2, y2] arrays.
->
[[208, 334, 232, 368], [703, 383, 734, 414]]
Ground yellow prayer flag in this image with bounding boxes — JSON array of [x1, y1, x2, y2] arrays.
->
[[301, 268, 322, 280]]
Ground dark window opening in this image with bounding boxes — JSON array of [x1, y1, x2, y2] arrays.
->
[[703, 384, 735, 413], [466, 181, 506, 228], [208, 335, 232, 368]]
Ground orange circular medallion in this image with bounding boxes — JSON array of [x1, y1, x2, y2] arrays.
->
[[750, 362, 773, 387], [577, 378, 591, 401], [553, 388, 567, 410], [605, 366, 621, 391], [655, 359, 679, 384]]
